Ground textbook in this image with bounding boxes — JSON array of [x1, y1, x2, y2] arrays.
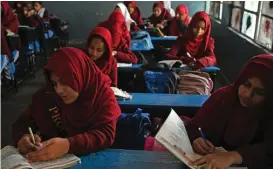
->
[[155, 109, 247, 169], [110, 87, 132, 100], [158, 60, 187, 68], [1, 146, 81, 169]]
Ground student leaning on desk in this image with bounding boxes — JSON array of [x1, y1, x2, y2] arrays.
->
[[12, 47, 121, 162], [186, 54, 273, 169]]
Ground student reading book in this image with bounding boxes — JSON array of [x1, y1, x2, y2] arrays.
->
[[155, 109, 247, 169], [1, 146, 81, 169]]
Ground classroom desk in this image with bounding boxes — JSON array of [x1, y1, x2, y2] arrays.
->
[[71, 149, 187, 169], [151, 36, 177, 48], [118, 93, 208, 109], [151, 36, 178, 41], [118, 64, 220, 74]]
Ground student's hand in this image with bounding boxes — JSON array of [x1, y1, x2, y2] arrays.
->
[[112, 51, 117, 56], [27, 138, 70, 162], [28, 10, 36, 17], [189, 152, 242, 169], [147, 23, 154, 28], [192, 137, 215, 155], [18, 134, 43, 154], [156, 24, 164, 29]]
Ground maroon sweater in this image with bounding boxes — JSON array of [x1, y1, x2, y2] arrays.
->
[[186, 85, 273, 169], [12, 47, 121, 155]]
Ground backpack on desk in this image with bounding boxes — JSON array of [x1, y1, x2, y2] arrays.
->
[[112, 108, 154, 150], [133, 62, 180, 94], [178, 70, 213, 95]]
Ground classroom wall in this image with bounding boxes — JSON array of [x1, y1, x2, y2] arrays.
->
[[43, 1, 206, 41], [210, 3, 269, 85]]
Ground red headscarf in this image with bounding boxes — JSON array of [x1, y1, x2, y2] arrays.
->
[[149, 1, 171, 26], [45, 47, 120, 130], [233, 54, 273, 107], [183, 11, 212, 57], [168, 4, 190, 36], [176, 5, 190, 24], [124, 1, 142, 25], [99, 10, 130, 49], [1, 1, 19, 33], [87, 27, 115, 75]]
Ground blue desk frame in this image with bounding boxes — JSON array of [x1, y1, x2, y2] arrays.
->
[[71, 149, 187, 169], [151, 36, 177, 48], [118, 64, 220, 74], [118, 93, 208, 109], [151, 36, 178, 41]]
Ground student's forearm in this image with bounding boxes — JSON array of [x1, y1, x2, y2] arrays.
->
[[230, 151, 242, 164], [116, 51, 138, 64], [67, 120, 116, 155], [197, 54, 217, 68]]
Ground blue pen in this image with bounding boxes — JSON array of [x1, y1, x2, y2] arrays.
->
[[198, 127, 210, 148]]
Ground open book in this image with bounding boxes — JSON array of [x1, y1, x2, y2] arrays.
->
[[110, 87, 132, 100], [158, 60, 187, 68], [155, 109, 247, 169], [1, 146, 81, 169]]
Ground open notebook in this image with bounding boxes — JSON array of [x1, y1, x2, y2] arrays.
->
[[110, 87, 132, 100], [158, 60, 187, 68], [1, 146, 81, 169], [155, 109, 247, 169]]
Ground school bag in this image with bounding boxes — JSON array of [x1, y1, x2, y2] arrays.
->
[[112, 108, 154, 150], [133, 62, 180, 94], [131, 31, 154, 51], [178, 70, 213, 95]]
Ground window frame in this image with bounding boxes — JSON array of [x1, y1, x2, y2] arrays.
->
[[229, 1, 273, 52], [207, 1, 223, 21]]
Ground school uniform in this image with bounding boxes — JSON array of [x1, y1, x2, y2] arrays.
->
[[85, 27, 118, 87], [165, 11, 217, 70], [98, 10, 138, 64], [12, 47, 121, 155], [186, 54, 273, 169]]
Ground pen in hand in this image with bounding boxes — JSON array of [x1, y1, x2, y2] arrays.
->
[[28, 127, 36, 145], [198, 127, 212, 153]]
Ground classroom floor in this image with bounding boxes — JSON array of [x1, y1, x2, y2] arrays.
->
[[1, 43, 223, 148]]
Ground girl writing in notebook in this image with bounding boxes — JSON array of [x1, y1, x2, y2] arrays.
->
[[164, 4, 190, 36], [186, 54, 273, 169], [12, 47, 121, 162], [148, 2, 171, 30], [98, 10, 138, 64], [85, 27, 118, 87], [124, 1, 143, 26], [165, 11, 216, 70]]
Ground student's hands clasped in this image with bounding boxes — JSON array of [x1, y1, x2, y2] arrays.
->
[[18, 134, 43, 154], [27, 138, 70, 162]]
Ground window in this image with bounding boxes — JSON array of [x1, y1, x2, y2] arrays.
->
[[208, 1, 223, 20], [230, 1, 273, 51], [257, 1, 273, 50]]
